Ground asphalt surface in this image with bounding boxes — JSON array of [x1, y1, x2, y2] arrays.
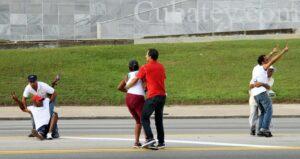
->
[[0, 118, 300, 159]]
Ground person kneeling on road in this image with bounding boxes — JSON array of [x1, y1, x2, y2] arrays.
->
[[11, 93, 59, 140]]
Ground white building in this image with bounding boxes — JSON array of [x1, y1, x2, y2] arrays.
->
[[0, 0, 299, 41]]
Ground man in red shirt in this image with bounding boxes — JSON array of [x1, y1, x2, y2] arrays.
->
[[126, 48, 166, 149]]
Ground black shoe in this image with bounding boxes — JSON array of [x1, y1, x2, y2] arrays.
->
[[157, 143, 166, 149], [51, 127, 59, 138], [257, 131, 264, 137], [51, 131, 60, 139], [257, 131, 273, 137], [250, 129, 256, 136], [142, 139, 156, 148], [264, 132, 273, 138]]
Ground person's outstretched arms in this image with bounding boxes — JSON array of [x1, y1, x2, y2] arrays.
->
[[11, 92, 30, 113]]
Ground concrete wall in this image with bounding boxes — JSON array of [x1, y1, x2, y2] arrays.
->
[[0, 0, 300, 41]]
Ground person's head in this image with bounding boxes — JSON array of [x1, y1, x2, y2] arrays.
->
[[128, 60, 139, 72], [267, 66, 275, 78], [31, 95, 44, 107], [28, 75, 38, 88], [146, 48, 159, 62], [257, 55, 269, 65]]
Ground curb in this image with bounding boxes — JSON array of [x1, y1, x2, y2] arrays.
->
[[1, 115, 300, 120]]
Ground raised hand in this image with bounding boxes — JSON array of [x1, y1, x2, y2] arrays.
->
[[283, 44, 289, 52], [272, 44, 280, 53], [51, 74, 60, 87], [11, 92, 18, 101]]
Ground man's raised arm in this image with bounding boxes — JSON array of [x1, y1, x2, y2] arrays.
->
[[265, 45, 280, 60], [264, 45, 289, 70], [51, 75, 60, 88]]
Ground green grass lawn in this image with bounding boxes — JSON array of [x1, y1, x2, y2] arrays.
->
[[0, 39, 299, 105]]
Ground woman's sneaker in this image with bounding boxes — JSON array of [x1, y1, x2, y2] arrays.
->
[[157, 143, 166, 149], [133, 142, 142, 148]]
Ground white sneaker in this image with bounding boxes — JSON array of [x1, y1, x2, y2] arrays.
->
[[46, 133, 53, 140]]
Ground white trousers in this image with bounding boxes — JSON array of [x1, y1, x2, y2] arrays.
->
[[249, 95, 259, 129]]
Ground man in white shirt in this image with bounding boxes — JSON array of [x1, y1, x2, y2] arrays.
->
[[249, 66, 276, 135], [11, 93, 59, 140], [250, 45, 289, 137], [22, 75, 59, 138]]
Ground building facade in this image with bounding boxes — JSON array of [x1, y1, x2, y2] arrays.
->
[[0, 0, 299, 41]]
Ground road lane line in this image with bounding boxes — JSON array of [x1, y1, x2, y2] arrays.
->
[[61, 136, 285, 148], [166, 139, 283, 148]]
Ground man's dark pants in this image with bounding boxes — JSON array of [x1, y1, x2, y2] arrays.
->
[[31, 97, 59, 135], [141, 95, 166, 144]]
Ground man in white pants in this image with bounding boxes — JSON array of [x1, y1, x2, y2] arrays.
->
[[249, 66, 276, 135]]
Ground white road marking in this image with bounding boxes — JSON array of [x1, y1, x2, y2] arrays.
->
[[61, 136, 285, 148]]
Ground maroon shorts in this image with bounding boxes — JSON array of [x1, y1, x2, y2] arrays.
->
[[126, 93, 145, 124]]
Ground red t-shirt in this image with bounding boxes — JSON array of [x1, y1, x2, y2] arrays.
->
[[137, 61, 166, 99]]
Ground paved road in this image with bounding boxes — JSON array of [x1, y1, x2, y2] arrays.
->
[[0, 118, 300, 159]]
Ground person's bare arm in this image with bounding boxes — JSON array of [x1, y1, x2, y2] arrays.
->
[[265, 45, 280, 60], [263, 44, 289, 70], [48, 112, 58, 134], [125, 77, 139, 90], [254, 82, 270, 90], [11, 92, 30, 113], [51, 75, 60, 88], [49, 92, 57, 103], [21, 96, 27, 108], [117, 79, 127, 93], [117, 75, 128, 93], [249, 84, 255, 90]]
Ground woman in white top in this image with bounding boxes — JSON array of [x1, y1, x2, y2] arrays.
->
[[118, 60, 145, 148]]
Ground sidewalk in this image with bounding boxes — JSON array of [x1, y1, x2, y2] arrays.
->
[[0, 104, 299, 120]]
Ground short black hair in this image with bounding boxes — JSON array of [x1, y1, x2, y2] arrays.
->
[[257, 55, 266, 65], [128, 60, 139, 71], [147, 48, 159, 60]]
